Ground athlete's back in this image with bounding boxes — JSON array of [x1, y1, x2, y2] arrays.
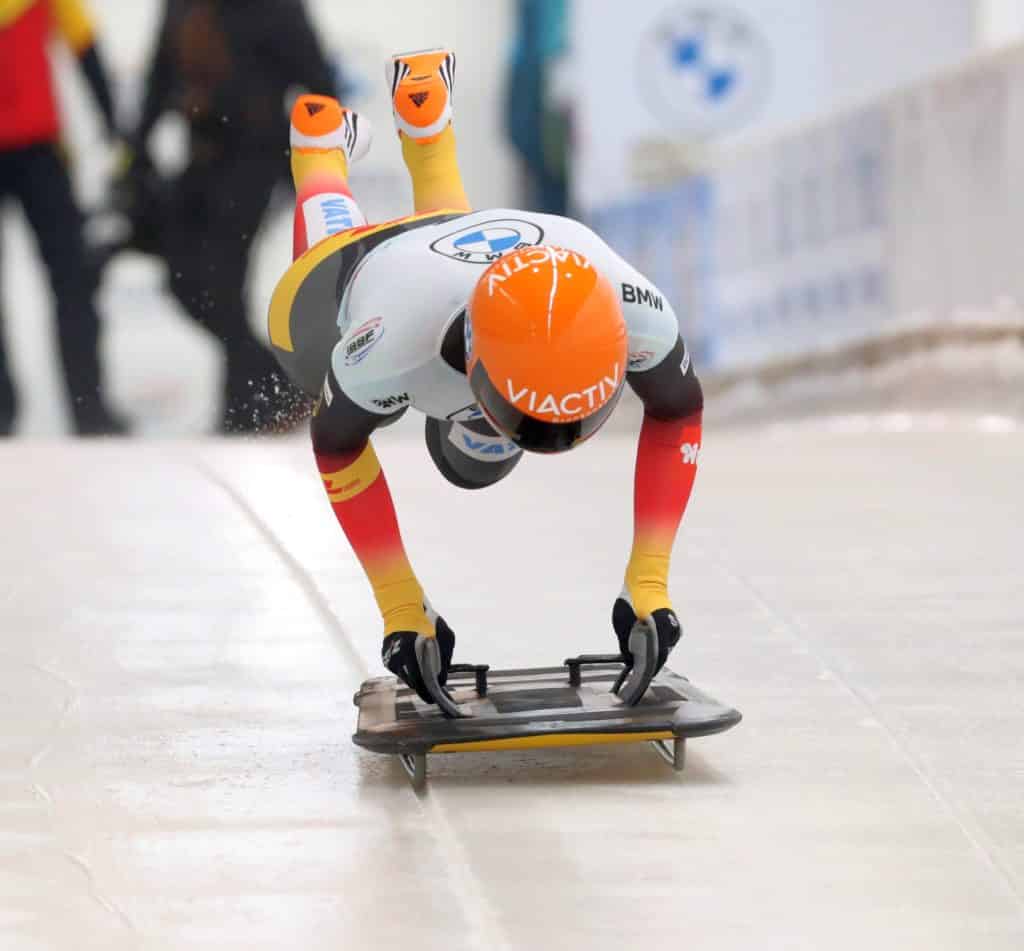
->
[[330, 209, 682, 421]]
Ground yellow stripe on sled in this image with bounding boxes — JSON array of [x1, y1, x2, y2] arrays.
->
[[429, 730, 675, 754], [268, 209, 466, 353]]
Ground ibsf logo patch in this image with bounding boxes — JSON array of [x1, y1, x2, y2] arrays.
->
[[343, 317, 384, 366], [431, 219, 544, 263]]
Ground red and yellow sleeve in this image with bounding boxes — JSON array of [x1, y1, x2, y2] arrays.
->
[[316, 443, 432, 636], [49, 0, 93, 54], [624, 410, 703, 619]]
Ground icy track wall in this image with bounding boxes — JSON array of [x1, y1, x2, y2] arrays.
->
[[588, 40, 1024, 387]]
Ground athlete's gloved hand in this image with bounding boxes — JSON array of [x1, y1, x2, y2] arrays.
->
[[611, 594, 683, 705], [382, 607, 465, 717]]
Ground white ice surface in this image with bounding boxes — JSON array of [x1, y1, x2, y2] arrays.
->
[[2, 419, 1022, 950]]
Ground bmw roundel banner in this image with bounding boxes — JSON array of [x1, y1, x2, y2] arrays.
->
[[573, 0, 973, 213], [634, 5, 772, 137]]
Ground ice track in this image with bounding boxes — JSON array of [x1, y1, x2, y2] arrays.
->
[[2, 420, 1022, 950]]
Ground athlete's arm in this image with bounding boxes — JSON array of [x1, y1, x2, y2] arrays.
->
[[584, 234, 703, 622], [310, 362, 432, 639], [605, 256, 702, 701], [311, 357, 459, 708], [52, 0, 117, 137], [628, 337, 702, 420], [624, 334, 703, 614], [623, 292, 703, 624]]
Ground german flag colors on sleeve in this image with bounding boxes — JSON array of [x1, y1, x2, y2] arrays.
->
[[624, 411, 703, 620], [315, 443, 432, 637]]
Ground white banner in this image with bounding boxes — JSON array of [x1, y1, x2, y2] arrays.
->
[[707, 103, 889, 368], [589, 39, 1024, 372], [886, 49, 1024, 324]]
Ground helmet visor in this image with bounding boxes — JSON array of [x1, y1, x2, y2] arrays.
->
[[469, 361, 624, 453]]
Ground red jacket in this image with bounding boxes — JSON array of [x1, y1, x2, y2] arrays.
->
[[0, 0, 95, 149]]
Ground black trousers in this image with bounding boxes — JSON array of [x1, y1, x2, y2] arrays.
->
[[161, 145, 299, 432], [0, 143, 109, 433]]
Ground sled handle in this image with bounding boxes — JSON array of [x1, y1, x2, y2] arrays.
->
[[447, 663, 490, 697], [564, 653, 627, 687]]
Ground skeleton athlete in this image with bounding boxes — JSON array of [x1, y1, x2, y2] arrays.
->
[[269, 49, 703, 712]]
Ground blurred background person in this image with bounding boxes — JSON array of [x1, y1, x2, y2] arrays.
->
[[118, 0, 336, 433], [505, 0, 570, 216], [0, 0, 127, 435]]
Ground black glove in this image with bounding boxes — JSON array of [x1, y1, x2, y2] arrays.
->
[[611, 596, 682, 705], [382, 608, 463, 717]]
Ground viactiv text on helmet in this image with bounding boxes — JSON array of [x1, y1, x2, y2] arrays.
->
[[506, 363, 621, 422]]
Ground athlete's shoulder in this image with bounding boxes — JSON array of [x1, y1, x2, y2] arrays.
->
[[334, 275, 443, 380], [328, 250, 460, 413]]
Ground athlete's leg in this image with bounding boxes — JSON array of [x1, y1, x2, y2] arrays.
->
[[289, 95, 372, 260], [389, 49, 471, 213]]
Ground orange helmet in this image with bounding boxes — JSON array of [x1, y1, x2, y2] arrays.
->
[[466, 245, 628, 453]]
